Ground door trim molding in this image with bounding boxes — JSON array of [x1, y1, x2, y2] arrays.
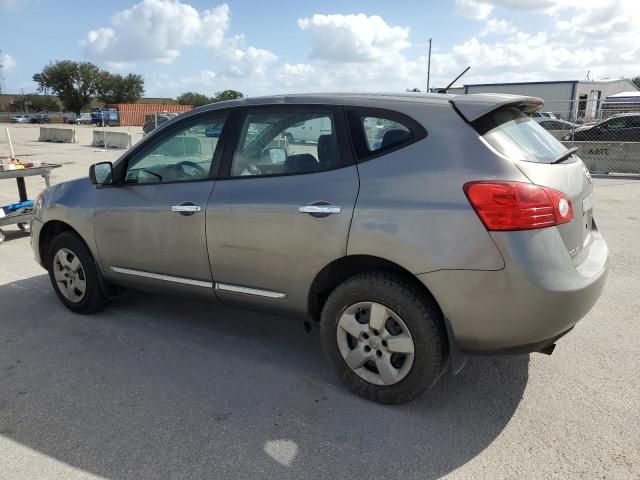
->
[[111, 267, 213, 288], [215, 282, 286, 299]]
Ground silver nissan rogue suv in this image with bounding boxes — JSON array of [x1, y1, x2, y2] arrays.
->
[[31, 93, 609, 404]]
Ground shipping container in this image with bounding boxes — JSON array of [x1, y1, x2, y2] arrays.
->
[[106, 104, 192, 127]]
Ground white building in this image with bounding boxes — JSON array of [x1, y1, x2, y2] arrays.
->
[[458, 79, 639, 121]]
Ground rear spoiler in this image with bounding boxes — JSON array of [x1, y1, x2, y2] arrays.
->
[[450, 94, 544, 122]]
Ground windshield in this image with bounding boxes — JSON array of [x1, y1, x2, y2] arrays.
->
[[476, 107, 570, 164]]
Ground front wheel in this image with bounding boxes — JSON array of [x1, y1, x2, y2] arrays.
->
[[320, 271, 446, 404], [47, 231, 109, 314]]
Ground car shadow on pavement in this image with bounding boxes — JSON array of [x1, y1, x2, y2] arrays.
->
[[0, 275, 529, 480]]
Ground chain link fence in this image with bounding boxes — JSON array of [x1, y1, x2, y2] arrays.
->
[[532, 98, 640, 174]]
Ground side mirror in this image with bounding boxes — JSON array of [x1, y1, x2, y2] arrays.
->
[[89, 161, 113, 185], [262, 147, 287, 164]]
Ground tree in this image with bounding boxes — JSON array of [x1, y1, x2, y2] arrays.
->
[[11, 94, 61, 112], [406, 88, 421, 92], [631, 76, 640, 90], [213, 90, 244, 102], [176, 90, 245, 107], [96, 72, 144, 104], [33, 61, 101, 114], [177, 91, 211, 107]]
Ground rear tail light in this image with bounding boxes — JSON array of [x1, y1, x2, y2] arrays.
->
[[464, 181, 573, 231]]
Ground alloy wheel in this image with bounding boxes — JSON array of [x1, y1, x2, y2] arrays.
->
[[336, 301, 415, 386], [52, 248, 87, 303]]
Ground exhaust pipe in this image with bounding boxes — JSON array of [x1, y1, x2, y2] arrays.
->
[[537, 343, 556, 355]]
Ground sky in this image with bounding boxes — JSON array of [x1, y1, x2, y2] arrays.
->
[[1, 0, 639, 98]]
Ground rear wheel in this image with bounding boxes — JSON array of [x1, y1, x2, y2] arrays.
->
[[320, 271, 446, 404], [47, 231, 109, 314]]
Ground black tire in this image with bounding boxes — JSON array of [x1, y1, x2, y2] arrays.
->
[[320, 271, 446, 404], [17, 222, 30, 232], [47, 231, 109, 314]]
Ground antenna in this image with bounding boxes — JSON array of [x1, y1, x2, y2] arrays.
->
[[436, 66, 471, 93]]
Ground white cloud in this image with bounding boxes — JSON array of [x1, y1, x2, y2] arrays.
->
[[0, 52, 16, 71], [83, 0, 277, 88], [221, 46, 277, 78], [440, 0, 639, 89], [553, 4, 636, 45], [116, 3, 639, 98], [480, 18, 516, 36], [0, 0, 26, 10], [83, 0, 232, 63], [455, 0, 495, 20], [297, 14, 410, 63]]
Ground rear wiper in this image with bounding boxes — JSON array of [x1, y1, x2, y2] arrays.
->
[[551, 147, 578, 164]]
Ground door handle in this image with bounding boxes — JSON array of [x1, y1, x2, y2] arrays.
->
[[298, 205, 341, 215], [171, 203, 202, 215]]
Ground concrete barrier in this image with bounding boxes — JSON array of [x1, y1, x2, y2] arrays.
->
[[561, 141, 640, 174], [92, 130, 131, 149], [38, 127, 76, 143]]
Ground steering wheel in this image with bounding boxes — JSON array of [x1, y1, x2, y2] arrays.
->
[[241, 164, 262, 176], [172, 161, 206, 180]]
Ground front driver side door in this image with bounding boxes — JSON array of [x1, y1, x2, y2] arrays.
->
[[94, 113, 227, 296]]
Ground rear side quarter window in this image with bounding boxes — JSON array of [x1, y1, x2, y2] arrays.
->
[[346, 108, 426, 162]]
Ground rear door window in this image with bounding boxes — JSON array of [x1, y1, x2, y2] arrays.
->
[[604, 117, 627, 129], [230, 110, 346, 177], [474, 107, 570, 164]]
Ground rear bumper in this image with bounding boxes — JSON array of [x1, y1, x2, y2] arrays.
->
[[418, 227, 609, 353]]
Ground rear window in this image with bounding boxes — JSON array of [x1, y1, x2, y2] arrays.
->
[[362, 117, 411, 152], [346, 108, 427, 162], [475, 107, 569, 164]]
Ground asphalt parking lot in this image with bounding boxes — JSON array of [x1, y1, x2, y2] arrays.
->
[[0, 124, 639, 479]]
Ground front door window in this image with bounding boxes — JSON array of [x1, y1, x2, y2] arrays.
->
[[125, 115, 226, 184]]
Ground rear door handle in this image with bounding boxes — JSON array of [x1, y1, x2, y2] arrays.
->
[[298, 205, 341, 215], [171, 203, 202, 215]]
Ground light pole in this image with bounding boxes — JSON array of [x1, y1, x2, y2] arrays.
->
[[426, 38, 432, 93]]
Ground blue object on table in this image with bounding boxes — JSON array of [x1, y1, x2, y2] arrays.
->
[[1, 200, 34, 213]]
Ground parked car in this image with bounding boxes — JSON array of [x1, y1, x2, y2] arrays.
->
[[536, 119, 580, 140], [531, 111, 557, 120], [204, 125, 223, 137], [537, 119, 579, 131], [10, 114, 33, 124], [31, 93, 609, 404], [563, 113, 640, 142], [143, 113, 179, 134], [91, 108, 119, 127], [30, 113, 49, 124], [285, 116, 332, 143], [76, 113, 92, 125]]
